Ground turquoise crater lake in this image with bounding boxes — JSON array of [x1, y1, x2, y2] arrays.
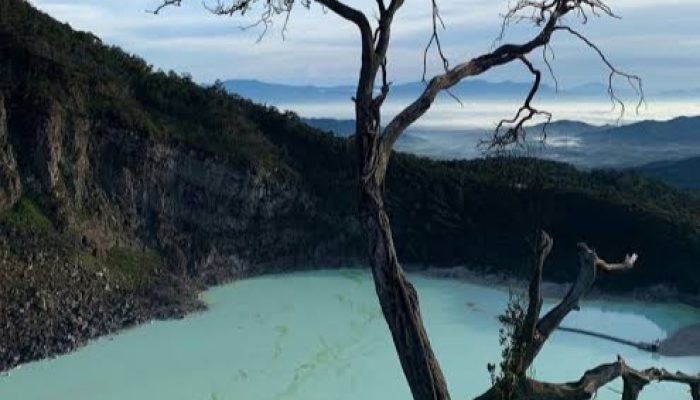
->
[[1, 270, 698, 400]]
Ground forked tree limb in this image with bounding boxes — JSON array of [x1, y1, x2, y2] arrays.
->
[[380, 6, 562, 155], [477, 351, 700, 399], [380, 0, 570, 154], [488, 56, 552, 149], [514, 357, 700, 400], [515, 230, 553, 376], [477, 236, 698, 400], [520, 241, 639, 371], [381, 1, 643, 158]]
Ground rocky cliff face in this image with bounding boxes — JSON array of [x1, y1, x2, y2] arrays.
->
[[3, 85, 353, 271], [91, 126, 342, 279], [0, 87, 359, 371], [0, 96, 21, 211]]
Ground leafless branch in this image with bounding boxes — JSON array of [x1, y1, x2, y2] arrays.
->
[[512, 357, 700, 400], [542, 43, 558, 91], [375, 0, 386, 14], [422, 0, 449, 82], [381, 1, 567, 157], [382, 0, 643, 162], [151, 0, 370, 42], [476, 234, 696, 400], [522, 242, 639, 369], [555, 25, 645, 117], [419, 0, 465, 108], [486, 56, 552, 150], [148, 0, 182, 14], [516, 230, 552, 376]]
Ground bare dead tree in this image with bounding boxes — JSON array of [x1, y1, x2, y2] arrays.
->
[[151, 1, 695, 399], [476, 231, 700, 400]]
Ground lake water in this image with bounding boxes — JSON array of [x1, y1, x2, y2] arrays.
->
[[1, 270, 698, 400]]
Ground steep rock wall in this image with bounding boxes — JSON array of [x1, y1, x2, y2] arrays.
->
[[0, 95, 21, 211]]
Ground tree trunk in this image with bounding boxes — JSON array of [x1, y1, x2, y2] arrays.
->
[[360, 177, 450, 400], [358, 173, 451, 400], [353, 88, 450, 399]]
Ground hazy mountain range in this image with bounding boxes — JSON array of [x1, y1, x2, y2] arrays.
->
[[300, 116, 700, 189], [223, 79, 700, 104], [223, 79, 700, 187]]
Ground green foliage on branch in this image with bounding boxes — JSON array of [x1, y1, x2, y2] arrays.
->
[[489, 293, 528, 400]]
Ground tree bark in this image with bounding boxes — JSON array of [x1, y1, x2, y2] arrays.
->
[[516, 231, 552, 376], [476, 349, 700, 400], [355, 74, 450, 397], [359, 176, 451, 400], [347, 3, 451, 396]]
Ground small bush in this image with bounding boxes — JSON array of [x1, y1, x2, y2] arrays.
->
[[2, 197, 53, 232], [106, 247, 162, 290], [488, 291, 527, 400]]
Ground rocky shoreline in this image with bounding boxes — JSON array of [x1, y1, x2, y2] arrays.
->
[[0, 227, 204, 372], [419, 265, 700, 309], [3, 260, 699, 373], [0, 247, 365, 373]]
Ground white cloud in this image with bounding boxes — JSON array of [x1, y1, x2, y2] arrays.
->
[[29, 0, 700, 90]]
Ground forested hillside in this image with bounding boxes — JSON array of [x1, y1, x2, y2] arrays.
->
[[637, 156, 700, 190]]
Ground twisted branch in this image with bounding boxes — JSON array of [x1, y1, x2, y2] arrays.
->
[[422, 0, 449, 82], [520, 357, 700, 400], [382, 0, 643, 161], [487, 56, 552, 149], [478, 233, 697, 400]]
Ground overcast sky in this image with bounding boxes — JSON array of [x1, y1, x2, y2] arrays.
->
[[32, 0, 700, 92]]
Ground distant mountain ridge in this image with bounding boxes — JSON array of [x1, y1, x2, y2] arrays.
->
[[224, 78, 560, 103], [303, 118, 607, 138], [222, 78, 687, 104], [303, 115, 700, 171], [636, 156, 700, 190], [660, 88, 700, 98]]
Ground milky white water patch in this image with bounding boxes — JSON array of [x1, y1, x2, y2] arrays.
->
[[1, 270, 698, 400]]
